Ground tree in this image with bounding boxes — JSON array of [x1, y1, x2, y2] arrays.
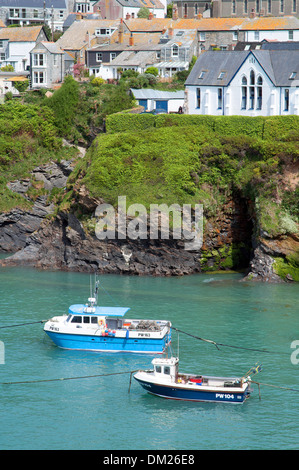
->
[[1, 65, 14, 72], [145, 67, 159, 77], [13, 79, 29, 93], [137, 7, 150, 18]]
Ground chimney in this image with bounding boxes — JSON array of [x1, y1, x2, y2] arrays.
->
[[118, 18, 124, 43], [148, 11, 154, 20], [85, 31, 90, 47], [168, 25, 173, 37], [172, 5, 178, 20], [129, 32, 134, 46]]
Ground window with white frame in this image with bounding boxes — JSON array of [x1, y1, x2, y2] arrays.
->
[[33, 53, 45, 66], [95, 28, 115, 36], [293, 0, 297, 11], [196, 88, 201, 108], [289, 30, 294, 40], [172, 44, 179, 57], [96, 52, 103, 62], [256, 75, 263, 110], [110, 52, 116, 61], [218, 88, 223, 109], [33, 71, 45, 84], [241, 76, 247, 109], [200, 32, 206, 41], [249, 70, 255, 109], [284, 89, 289, 111], [241, 71, 263, 111]]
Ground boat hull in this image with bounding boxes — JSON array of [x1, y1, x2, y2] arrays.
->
[[45, 330, 171, 354], [134, 377, 250, 403]]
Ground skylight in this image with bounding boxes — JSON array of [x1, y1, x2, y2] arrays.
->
[[218, 71, 226, 79]]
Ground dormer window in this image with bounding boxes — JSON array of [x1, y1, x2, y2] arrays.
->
[[95, 28, 115, 37]]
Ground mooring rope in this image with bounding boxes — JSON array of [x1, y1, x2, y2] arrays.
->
[[1, 369, 139, 386], [173, 327, 290, 356], [0, 320, 47, 329], [250, 380, 299, 393]]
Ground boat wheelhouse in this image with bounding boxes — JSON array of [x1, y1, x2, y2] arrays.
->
[[134, 357, 253, 403], [44, 293, 172, 354]]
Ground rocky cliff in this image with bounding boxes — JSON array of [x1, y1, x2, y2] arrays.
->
[[1, 167, 297, 282], [1, 121, 298, 282]]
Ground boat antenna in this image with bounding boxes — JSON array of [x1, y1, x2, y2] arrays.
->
[[94, 277, 99, 305]]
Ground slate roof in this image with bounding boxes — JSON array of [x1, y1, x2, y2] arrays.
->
[[261, 41, 299, 50], [109, 50, 156, 66], [239, 16, 299, 30], [131, 88, 185, 100], [0, 0, 66, 7], [185, 50, 299, 87], [89, 32, 161, 51], [124, 16, 299, 33], [0, 25, 45, 41], [56, 19, 119, 50], [31, 41, 64, 54], [115, 0, 164, 8]]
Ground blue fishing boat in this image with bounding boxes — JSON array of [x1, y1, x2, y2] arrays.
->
[[134, 357, 257, 403], [44, 281, 171, 354]]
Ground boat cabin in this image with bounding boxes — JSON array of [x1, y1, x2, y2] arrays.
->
[[152, 357, 179, 383], [66, 304, 130, 328]]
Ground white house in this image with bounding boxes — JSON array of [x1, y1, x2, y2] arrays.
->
[[185, 50, 299, 116], [93, 0, 166, 20], [0, 25, 47, 71]]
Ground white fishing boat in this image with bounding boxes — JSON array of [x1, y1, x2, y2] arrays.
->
[[44, 279, 171, 354], [134, 357, 261, 403]]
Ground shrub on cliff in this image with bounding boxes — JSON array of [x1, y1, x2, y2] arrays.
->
[[47, 76, 79, 138]]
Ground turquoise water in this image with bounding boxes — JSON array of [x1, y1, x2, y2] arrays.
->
[[0, 265, 298, 450]]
